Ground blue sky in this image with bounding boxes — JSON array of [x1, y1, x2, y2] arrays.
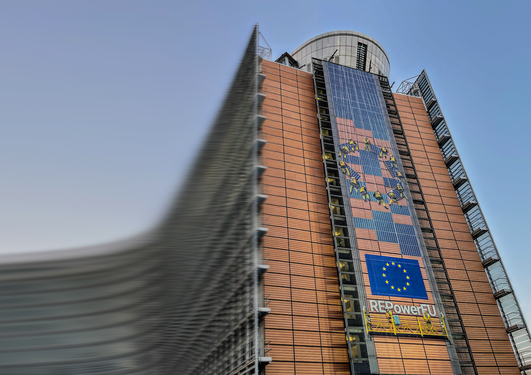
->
[[1, 1, 530, 320]]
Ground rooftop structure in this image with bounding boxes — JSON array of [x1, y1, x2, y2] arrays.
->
[[290, 30, 390, 77]]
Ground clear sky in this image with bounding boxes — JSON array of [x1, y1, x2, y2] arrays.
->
[[1, 1, 530, 319]]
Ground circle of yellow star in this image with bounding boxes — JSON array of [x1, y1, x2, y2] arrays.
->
[[381, 261, 411, 293]]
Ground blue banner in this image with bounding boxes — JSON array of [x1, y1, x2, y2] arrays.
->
[[366, 254, 428, 300]]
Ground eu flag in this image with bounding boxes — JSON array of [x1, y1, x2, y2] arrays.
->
[[366, 254, 428, 300]]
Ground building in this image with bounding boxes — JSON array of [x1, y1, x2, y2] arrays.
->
[[0, 25, 529, 375], [256, 26, 531, 375]]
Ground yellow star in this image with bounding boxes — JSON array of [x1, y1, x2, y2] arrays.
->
[[398, 288, 401, 291], [386, 263, 389, 266], [391, 286, 394, 289], [403, 269, 407, 273], [398, 264, 401, 268], [392, 262, 395, 265], [382, 267, 386, 271], [385, 280, 389, 284], [382, 273, 386, 277], [406, 282, 410, 286], [403, 287, 406, 290], [406, 276, 410, 279]]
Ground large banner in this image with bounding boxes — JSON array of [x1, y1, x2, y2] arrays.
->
[[324, 62, 447, 339]]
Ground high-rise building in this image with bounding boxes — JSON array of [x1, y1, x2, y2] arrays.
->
[[249, 26, 531, 375], [1, 25, 529, 375]]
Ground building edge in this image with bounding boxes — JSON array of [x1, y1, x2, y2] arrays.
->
[[398, 71, 531, 374]]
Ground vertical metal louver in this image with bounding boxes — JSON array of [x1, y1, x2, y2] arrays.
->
[[356, 43, 368, 71], [399, 70, 531, 374]]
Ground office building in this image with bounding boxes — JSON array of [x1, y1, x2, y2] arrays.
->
[[257, 28, 531, 374], [0, 25, 529, 375]]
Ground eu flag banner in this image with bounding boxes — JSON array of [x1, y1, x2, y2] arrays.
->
[[366, 254, 428, 300]]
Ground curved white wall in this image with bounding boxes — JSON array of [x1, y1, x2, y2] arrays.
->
[[291, 30, 390, 77]]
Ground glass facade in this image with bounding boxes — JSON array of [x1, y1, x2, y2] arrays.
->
[[316, 60, 463, 374], [325, 63, 424, 259]]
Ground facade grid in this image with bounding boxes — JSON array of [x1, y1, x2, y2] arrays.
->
[[260, 59, 351, 374], [0, 26, 527, 375], [258, 29, 528, 375]]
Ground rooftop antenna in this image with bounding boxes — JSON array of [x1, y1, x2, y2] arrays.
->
[[258, 32, 272, 61], [329, 49, 338, 62]]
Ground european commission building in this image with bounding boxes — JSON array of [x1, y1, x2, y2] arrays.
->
[[1, 26, 530, 375]]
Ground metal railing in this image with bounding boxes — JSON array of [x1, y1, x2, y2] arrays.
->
[[363, 310, 449, 338]]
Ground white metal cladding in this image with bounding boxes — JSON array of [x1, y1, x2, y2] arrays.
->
[[0, 26, 264, 375], [291, 31, 391, 78]]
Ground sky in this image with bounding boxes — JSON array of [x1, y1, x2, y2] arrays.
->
[[0, 1, 530, 318]]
